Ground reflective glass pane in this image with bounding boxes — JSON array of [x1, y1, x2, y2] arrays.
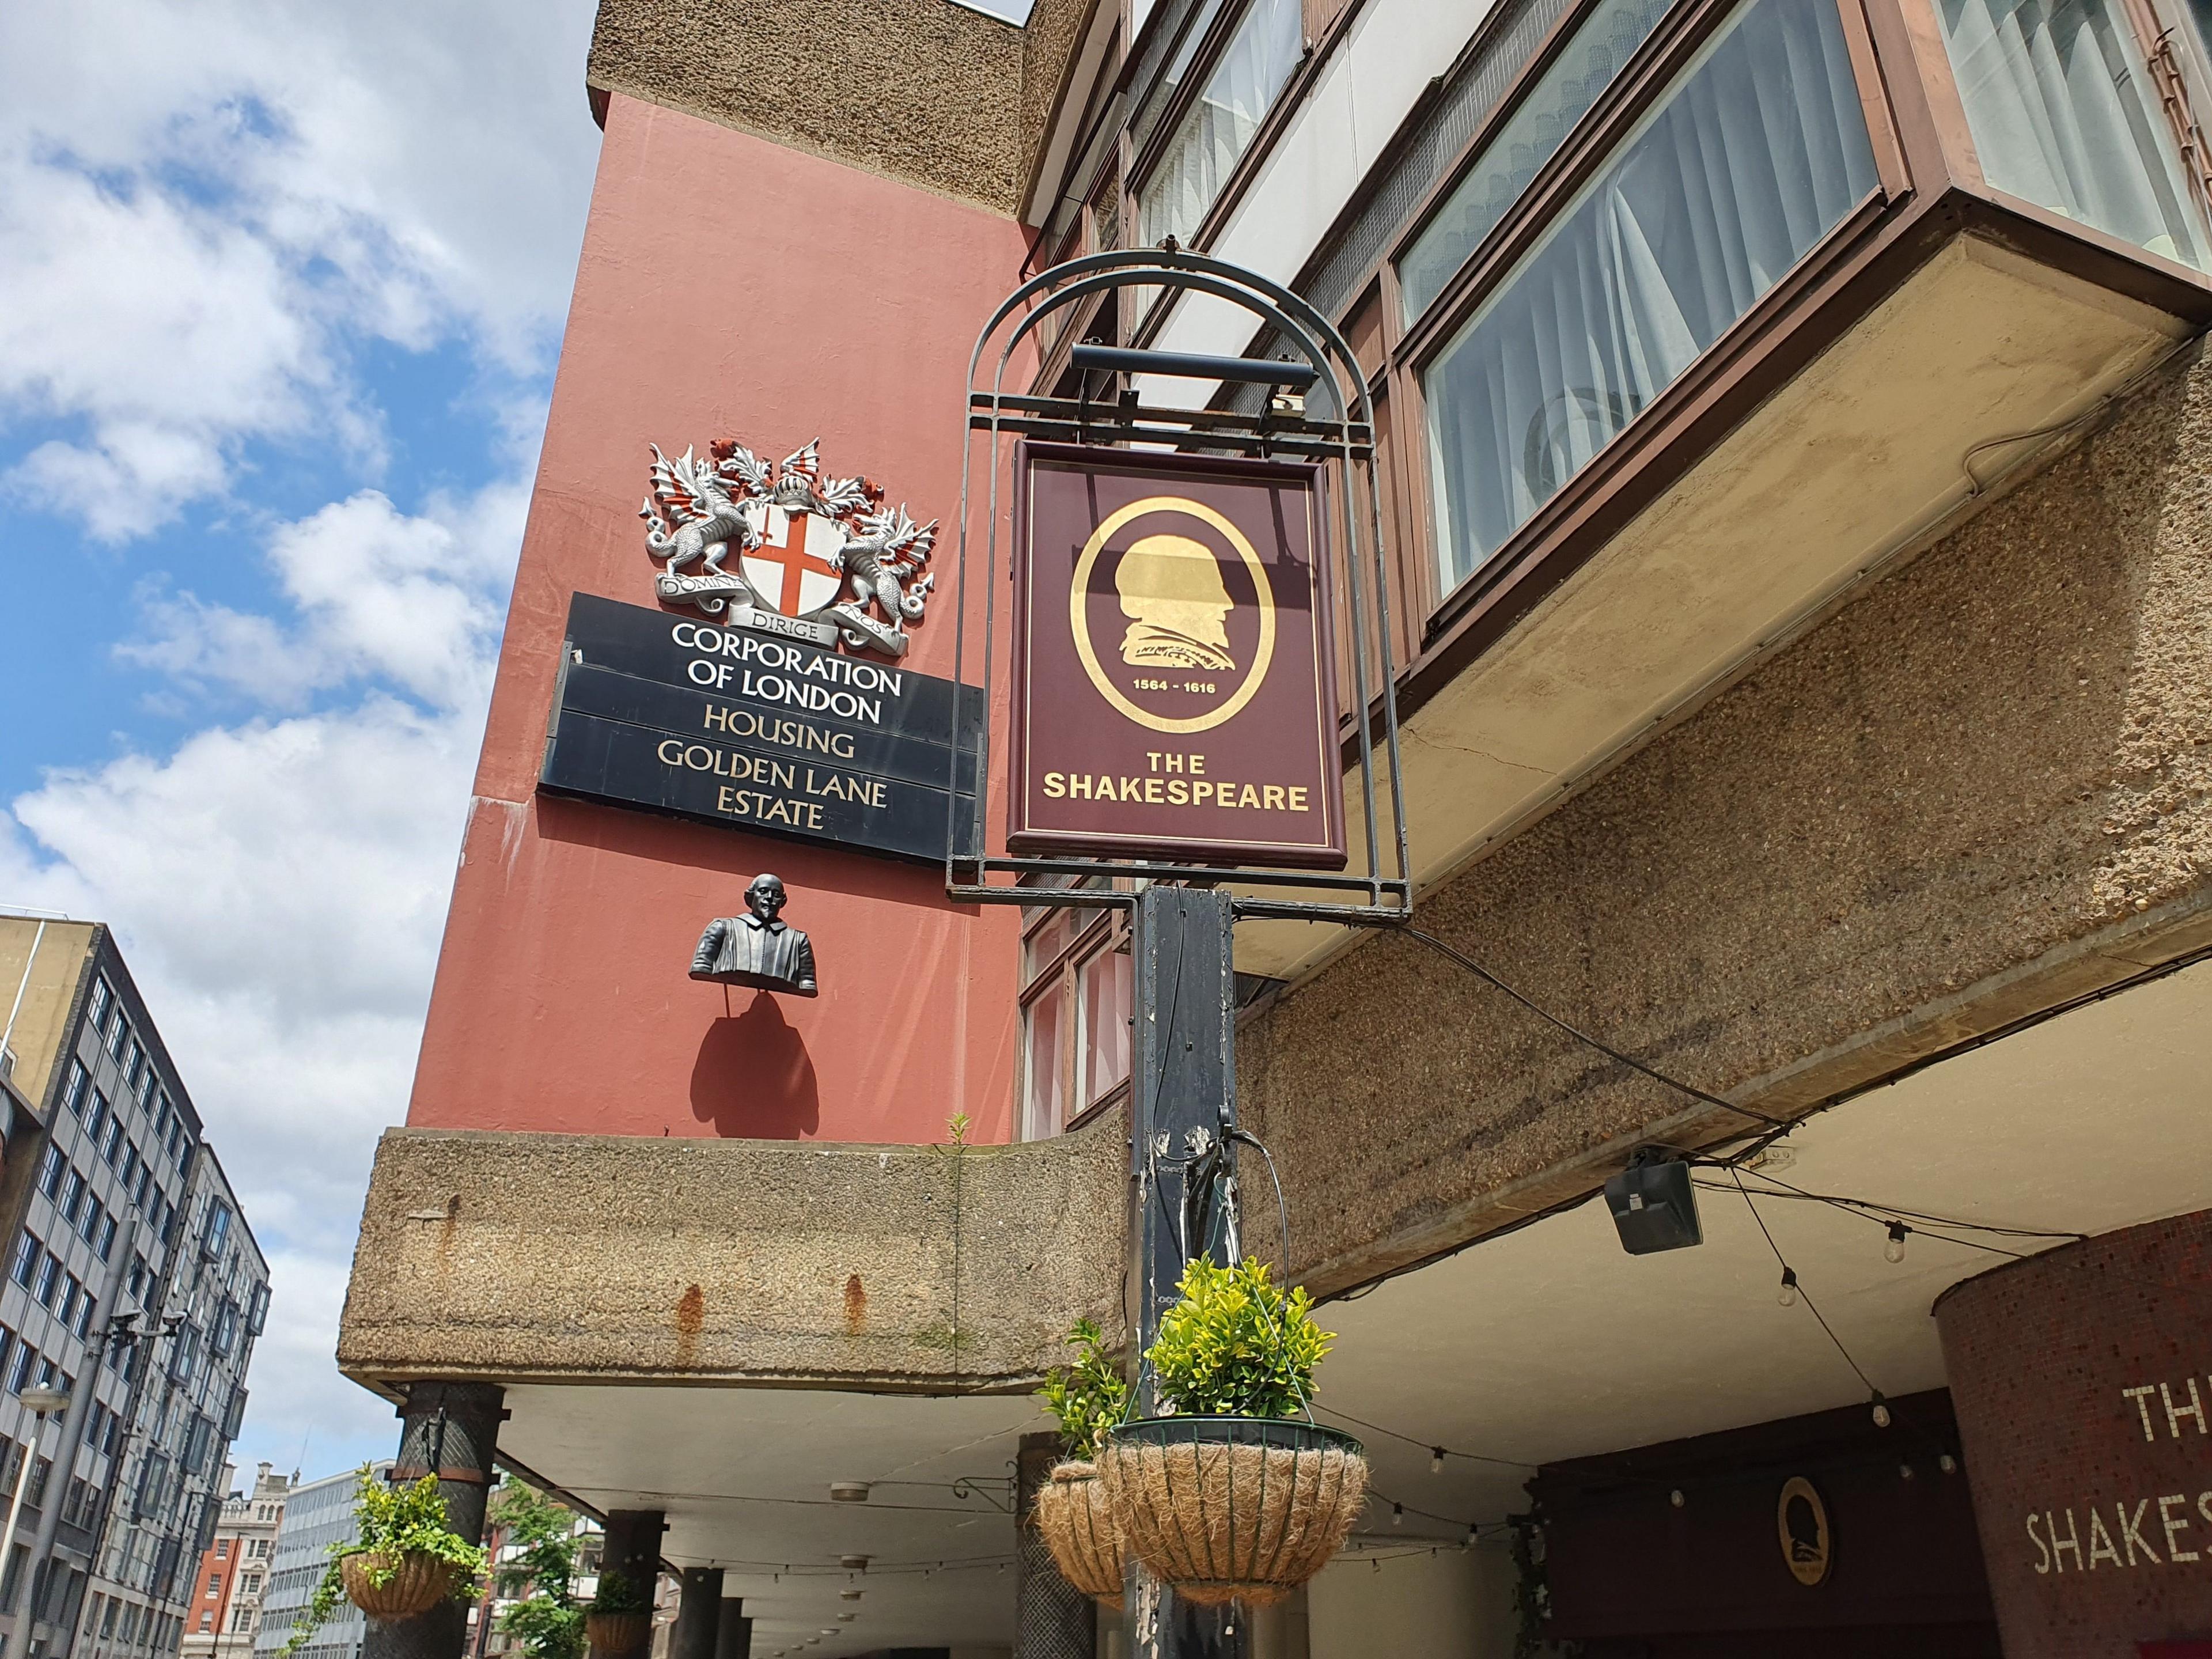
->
[[1138, 0, 1304, 248], [1077, 948, 1133, 1105], [1425, 0, 1878, 586], [1937, 0, 2208, 268], [1021, 990, 1066, 1141], [1400, 0, 1675, 324]]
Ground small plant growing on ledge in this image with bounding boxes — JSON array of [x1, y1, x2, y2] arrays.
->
[[1146, 1256, 1331, 1418], [284, 1469, 487, 1652]]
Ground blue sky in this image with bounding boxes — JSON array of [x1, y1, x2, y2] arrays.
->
[[0, 0, 603, 1483]]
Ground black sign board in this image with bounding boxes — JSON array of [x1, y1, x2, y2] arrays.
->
[[540, 593, 980, 863]]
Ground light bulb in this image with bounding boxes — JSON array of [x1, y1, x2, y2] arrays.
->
[[1669, 1489, 1685, 1510], [1430, 1448, 1446, 1475], [1871, 1392, 1892, 1429], [1777, 1267, 1799, 1308], [1885, 1222, 1908, 1264], [1392, 1503, 1404, 1527]]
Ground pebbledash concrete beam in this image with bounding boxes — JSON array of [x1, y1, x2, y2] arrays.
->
[[338, 1111, 1127, 1395], [1241, 344, 2212, 1300]]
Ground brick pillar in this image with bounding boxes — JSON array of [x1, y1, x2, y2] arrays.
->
[[1016, 1431, 1096, 1659], [1935, 1209, 2212, 1658], [360, 1383, 506, 1659]]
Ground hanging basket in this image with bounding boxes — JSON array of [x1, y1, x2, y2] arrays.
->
[[1032, 1460, 1127, 1606], [586, 1612, 653, 1655], [340, 1552, 457, 1620], [1099, 1417, 1366, 1606]]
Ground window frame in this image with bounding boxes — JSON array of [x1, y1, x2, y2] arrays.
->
[[1016, 881, 1135, 1139]]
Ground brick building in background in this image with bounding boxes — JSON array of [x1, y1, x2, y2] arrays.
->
[[180, 1464, 291, 1659], [337, 0, 2212, 1653]]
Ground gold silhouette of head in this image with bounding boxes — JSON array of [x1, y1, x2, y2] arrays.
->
[[1116, 533, 1236, 672]]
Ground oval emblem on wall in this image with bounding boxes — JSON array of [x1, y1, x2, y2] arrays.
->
[[1778, 1476, 1831, 1586]]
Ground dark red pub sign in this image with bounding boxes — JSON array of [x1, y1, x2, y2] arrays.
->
[[1010, 444, 1344, 869]]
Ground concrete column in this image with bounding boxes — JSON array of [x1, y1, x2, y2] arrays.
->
[[1016, 1432, 1094, 1659], [713, 1599, 749, 1659], [672, 1567, 722, 1659], [359, 1382, 507, 1659], [599, 1510, 667, 1590], [1935, 1209, 2212, 1658]]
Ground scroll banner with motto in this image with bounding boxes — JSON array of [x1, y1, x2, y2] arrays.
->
[[1010, 444, 1346, 869]]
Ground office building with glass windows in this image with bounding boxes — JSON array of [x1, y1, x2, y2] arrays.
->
[[250, 1467, 388, 1659], [0, 916, 269, 1659], [337, 0, 2212, 1652]]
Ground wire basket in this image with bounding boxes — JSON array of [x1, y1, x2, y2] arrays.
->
[[1032, 1460, 1127, 1605], [1099, 1417, 1368, 1605]]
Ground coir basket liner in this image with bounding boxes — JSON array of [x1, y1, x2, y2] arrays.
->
[[1099, 1418, 1366, 1605], [341, 1552, 457, 1620], [1032, 1460, 1126, 1604]]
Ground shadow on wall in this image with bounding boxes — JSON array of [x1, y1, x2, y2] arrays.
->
[[691, 990, 820, 1137]]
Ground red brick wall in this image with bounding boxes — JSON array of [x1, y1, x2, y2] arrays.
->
[[1936, 1210, 2212, 1658]]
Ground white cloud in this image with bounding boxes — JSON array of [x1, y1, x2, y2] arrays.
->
[[0, 0, 599, 533]]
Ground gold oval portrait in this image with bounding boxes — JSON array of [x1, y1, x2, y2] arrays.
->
[[1067, 495, 1277, 735], [1777, 1476, 1831, 1587]]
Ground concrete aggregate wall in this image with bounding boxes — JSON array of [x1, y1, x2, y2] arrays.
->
[[1243, 346, 2212, 1296], [588, 0, 1095, 215]]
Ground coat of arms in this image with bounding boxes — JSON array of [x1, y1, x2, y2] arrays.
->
[[641, 437, 935, 657]]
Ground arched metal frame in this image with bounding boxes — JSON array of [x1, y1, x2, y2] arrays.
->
[[944, 248, 1411, 926]]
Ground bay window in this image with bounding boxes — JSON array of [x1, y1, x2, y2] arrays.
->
[[1422, 0, 1879, 588], [1137, 0, 1303, 249]]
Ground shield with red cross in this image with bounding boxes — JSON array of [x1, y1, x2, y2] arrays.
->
[[740, 505, 846, 619]]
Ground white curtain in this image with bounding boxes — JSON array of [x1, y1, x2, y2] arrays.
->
[[1139, 0, 1304, 248], [1426, 0, 1879, 583], [1938, 0, 2206, 267]]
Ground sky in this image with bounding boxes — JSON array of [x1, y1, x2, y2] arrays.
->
[[0, 0, 604, 1484]]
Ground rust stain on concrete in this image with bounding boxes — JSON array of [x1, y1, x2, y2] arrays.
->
[[843, 1273, 867, 1334], [674, 1283, 705, 1365]]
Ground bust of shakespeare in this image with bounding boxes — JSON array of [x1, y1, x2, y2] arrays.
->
[[689, 873, 819, 997]]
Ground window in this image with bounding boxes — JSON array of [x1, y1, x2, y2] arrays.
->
[[58, 1277, 80, 1325], [196, 1612, 210, 1632], [81, 1195, 106, 1247], [1423, 0, 1880, 586], [123, 1041, 142, 1092], [1137, 0, 1304, 248], [87, 1091, 109, 1145], [8, 1234, 36, 1288], [210, 1302, 238, 1359], [88, 977, 113, 1035], [7, 1343, 36, 1394], [205, 1569, 221, 1590], [103, 1115, 126, 1165], [202, 1201, 231, 1260], [73, 1291, 96, 1339], [33, 1252, 60, 1309], [1018, 892, 1132, 1139], [107, 1016, 129, 1062], [62, 1060, 88, 1116], [1936, 0, 2209, 267], [35, 1145, 65, 1199], [1400, 0, 1675, 323], [94, 1213, 116, 1262], [246, 1283, 269, 1338], [59, 1168, 86, 1224]]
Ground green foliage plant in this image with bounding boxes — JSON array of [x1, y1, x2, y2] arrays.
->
[[1039, 1317, 1131, 1461], [490, 1479, 586, 1659], [283, 1469, 488, 1654], [1145, 1257, 1333, 1419], [588, 1566, 649, 1615]]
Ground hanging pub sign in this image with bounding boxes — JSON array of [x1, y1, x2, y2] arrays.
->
[[1009, 444, 1345, 869], [539, 592, 980, 864]]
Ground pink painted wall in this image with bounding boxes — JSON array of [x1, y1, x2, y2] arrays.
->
[[407, 94, 1031, 1143]]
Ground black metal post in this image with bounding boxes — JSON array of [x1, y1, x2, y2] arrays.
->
[[1015, 1431, 1094, 1659], [713, 1598, 749, 1659], [1126, 888, 1244, 1659], [361, 1383, 506, 1659], [672, 1567, 722, 1659]]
